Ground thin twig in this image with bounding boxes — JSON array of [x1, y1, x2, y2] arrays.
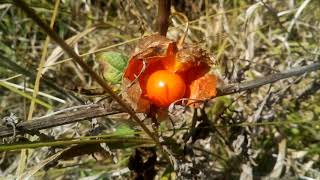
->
[[217, 62, 320, 96], [0, 104, 122, 138]]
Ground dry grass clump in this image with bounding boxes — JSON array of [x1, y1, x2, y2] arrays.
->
[[0, 0, 319, 179]]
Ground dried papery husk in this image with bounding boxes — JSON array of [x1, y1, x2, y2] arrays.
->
[[131, 34, 177, 60], [175, 44, 214, 70], [122, 34, 219, 112], [122, 78, 150, 112], [187, 74, 218, 106], [123, 35, 177, 112]]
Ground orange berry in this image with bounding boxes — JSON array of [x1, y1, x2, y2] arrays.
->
[[146, 70, 186, 107]]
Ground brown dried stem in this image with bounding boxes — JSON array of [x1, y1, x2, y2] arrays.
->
[[217, 62, 320, 96], [157, 0, 171, 36], [0, 104, 121, 138]]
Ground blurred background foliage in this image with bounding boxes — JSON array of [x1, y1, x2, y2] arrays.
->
[[0, 0, 319, 179]]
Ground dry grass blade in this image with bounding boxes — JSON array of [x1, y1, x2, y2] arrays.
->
[[264, 138, 287, 179], [17, 148, 68, 180], [43, 26, 97, 74], [0, 53, 81, 102], [48, 37, 141, 68], [0, 81, 65, 104], [0, 81, 52, 109], [16, 0, 61, 176], [287, 0, 312, 38]]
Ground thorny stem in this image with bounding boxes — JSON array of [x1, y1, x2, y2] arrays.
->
[[13, 0, 163, 152], [158, 0, 171, 36]]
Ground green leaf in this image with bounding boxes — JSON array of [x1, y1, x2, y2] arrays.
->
[[97, 51, 129, 84], [114, 124, 136, 136]]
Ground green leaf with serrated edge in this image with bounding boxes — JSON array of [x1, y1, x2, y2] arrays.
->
[[96, 51, 128, 84]]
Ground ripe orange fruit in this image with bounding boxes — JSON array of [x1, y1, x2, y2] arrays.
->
[[146, 70, 186, 107]]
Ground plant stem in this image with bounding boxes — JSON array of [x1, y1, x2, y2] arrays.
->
[[158, 0, 171, 36], [217, 62, 320, 96], [0, 137, 154, 151]]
